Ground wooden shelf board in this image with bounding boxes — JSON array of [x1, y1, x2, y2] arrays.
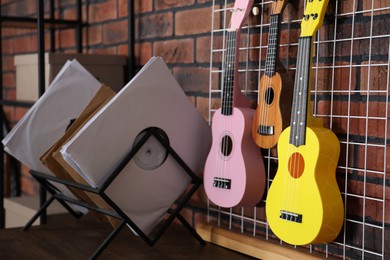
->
[[196, 223, 336, 260]]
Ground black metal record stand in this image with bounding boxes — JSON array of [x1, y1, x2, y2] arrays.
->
[[23, 127, 206, 259]]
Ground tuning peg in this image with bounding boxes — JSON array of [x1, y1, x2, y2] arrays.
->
[[252, 6, 260, 16]]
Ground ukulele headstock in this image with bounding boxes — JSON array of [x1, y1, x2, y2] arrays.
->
[[272, 0, 288, 15], [300, 0, 329, 37], [229, 0, 254, 30]]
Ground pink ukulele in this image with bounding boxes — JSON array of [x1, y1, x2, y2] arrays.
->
[[204, 0, 265, 208]]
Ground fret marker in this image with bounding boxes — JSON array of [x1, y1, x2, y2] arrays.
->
[[297, 111, 300, 114], [300, 122, 303, 125], [300, 77, 303, 81], [299, 91, 302, 95], [293, 122, 296, 125], [295, 136, 298, 139]]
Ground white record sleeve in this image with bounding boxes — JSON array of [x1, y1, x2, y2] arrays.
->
[[60, 57, 211, 234], [3, 59, 102, 203]]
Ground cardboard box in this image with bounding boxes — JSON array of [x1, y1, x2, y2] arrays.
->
[[14, 53, 127, 101]]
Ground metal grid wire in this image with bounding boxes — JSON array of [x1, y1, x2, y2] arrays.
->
[[207, 0, 389, 259]]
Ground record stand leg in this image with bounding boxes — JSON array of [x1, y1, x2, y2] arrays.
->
[[24, 170, 86, 231]]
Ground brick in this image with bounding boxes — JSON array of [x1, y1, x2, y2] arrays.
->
[[0, 0, 14, 4], [2, 0, 36, 16], [253, 30, 268, 49], [62, 7, 76, 20], [196, 36, 211, 63], [355, 21, 389, 45], [119, 0, 153, 17], [134, 0, 153, 14], [2, 38, 14, 55], [134, 42, 152, 65], [196, 96, 212, 122], [363, 0, 390, 15], [360, 61, 388, 95], [316, 62, 357, 93], [20, 172, 39, 196], [355, 145, 386, 175], [2, 56, 15, 72], [15, 106, 29, 122], [118, 0, 128, 18], [153, 39, 194, 63], [211, 51, 223, 65], [3, 105, 13, 121], [280, 26, 299, 46], [87, 24, 102, 46], [209, 70, 221, 91], [2, 73, 15, 88], [338, 0, 357, 14], [88, 1, 117, 23], [173, 67, 211, 93], [13, 35, 38, 53], [2, 28, 13, 37], [4, 87, 16, 101], [280, 44, 298, 65], [138, 12, 173, 40], [102, 20, 128, 45], [347, 180, 390, 222], [175, 7, 214, 36], [209, 97, 221, 110], [88, 46, 118, 55], [58, 29, 76, 49], [350, 37, 378, 62], [117, 44, 128, 56], [196, 35, 223, 63], [187, 95, 195, 106], [240, 33, 263, 62], [347, 179, 384, 199], [155, 0, 195, 10], [331, 101, 387, 138], [236, 70, 259, 94], [58, 0, 76, 8], [283, 1, 305, 22], [44, 32, 55, 52]]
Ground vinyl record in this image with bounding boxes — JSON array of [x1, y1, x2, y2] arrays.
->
[[133, 128, 168, 171]]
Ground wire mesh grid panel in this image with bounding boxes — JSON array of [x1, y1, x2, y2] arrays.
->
[[207, 0, 389, 259]]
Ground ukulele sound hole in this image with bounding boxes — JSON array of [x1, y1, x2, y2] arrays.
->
[[220, 135, 233, 157], [288, 152, 305, 179], [264, 87, 274, 105]]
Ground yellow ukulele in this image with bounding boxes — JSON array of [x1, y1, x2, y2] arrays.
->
[[265, 0, 344, 245], [252, 0, 293, 149]]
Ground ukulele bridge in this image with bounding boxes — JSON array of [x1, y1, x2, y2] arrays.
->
[[257, 125, 274, 136], [280, 210, 302, 223], [213, 177, 231, 189]]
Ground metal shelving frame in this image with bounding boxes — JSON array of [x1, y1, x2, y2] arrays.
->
[[0, 0, 137, 229]]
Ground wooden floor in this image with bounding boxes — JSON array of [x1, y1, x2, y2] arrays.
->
[[0, 213, 255, 259]]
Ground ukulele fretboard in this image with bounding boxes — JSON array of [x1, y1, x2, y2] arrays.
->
[[221, 30, 237, 116], [289, 36, 312, 147], [264, 14, 280, 77]]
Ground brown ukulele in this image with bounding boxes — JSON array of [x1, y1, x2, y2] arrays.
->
[[252, 0, 293, 149]]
